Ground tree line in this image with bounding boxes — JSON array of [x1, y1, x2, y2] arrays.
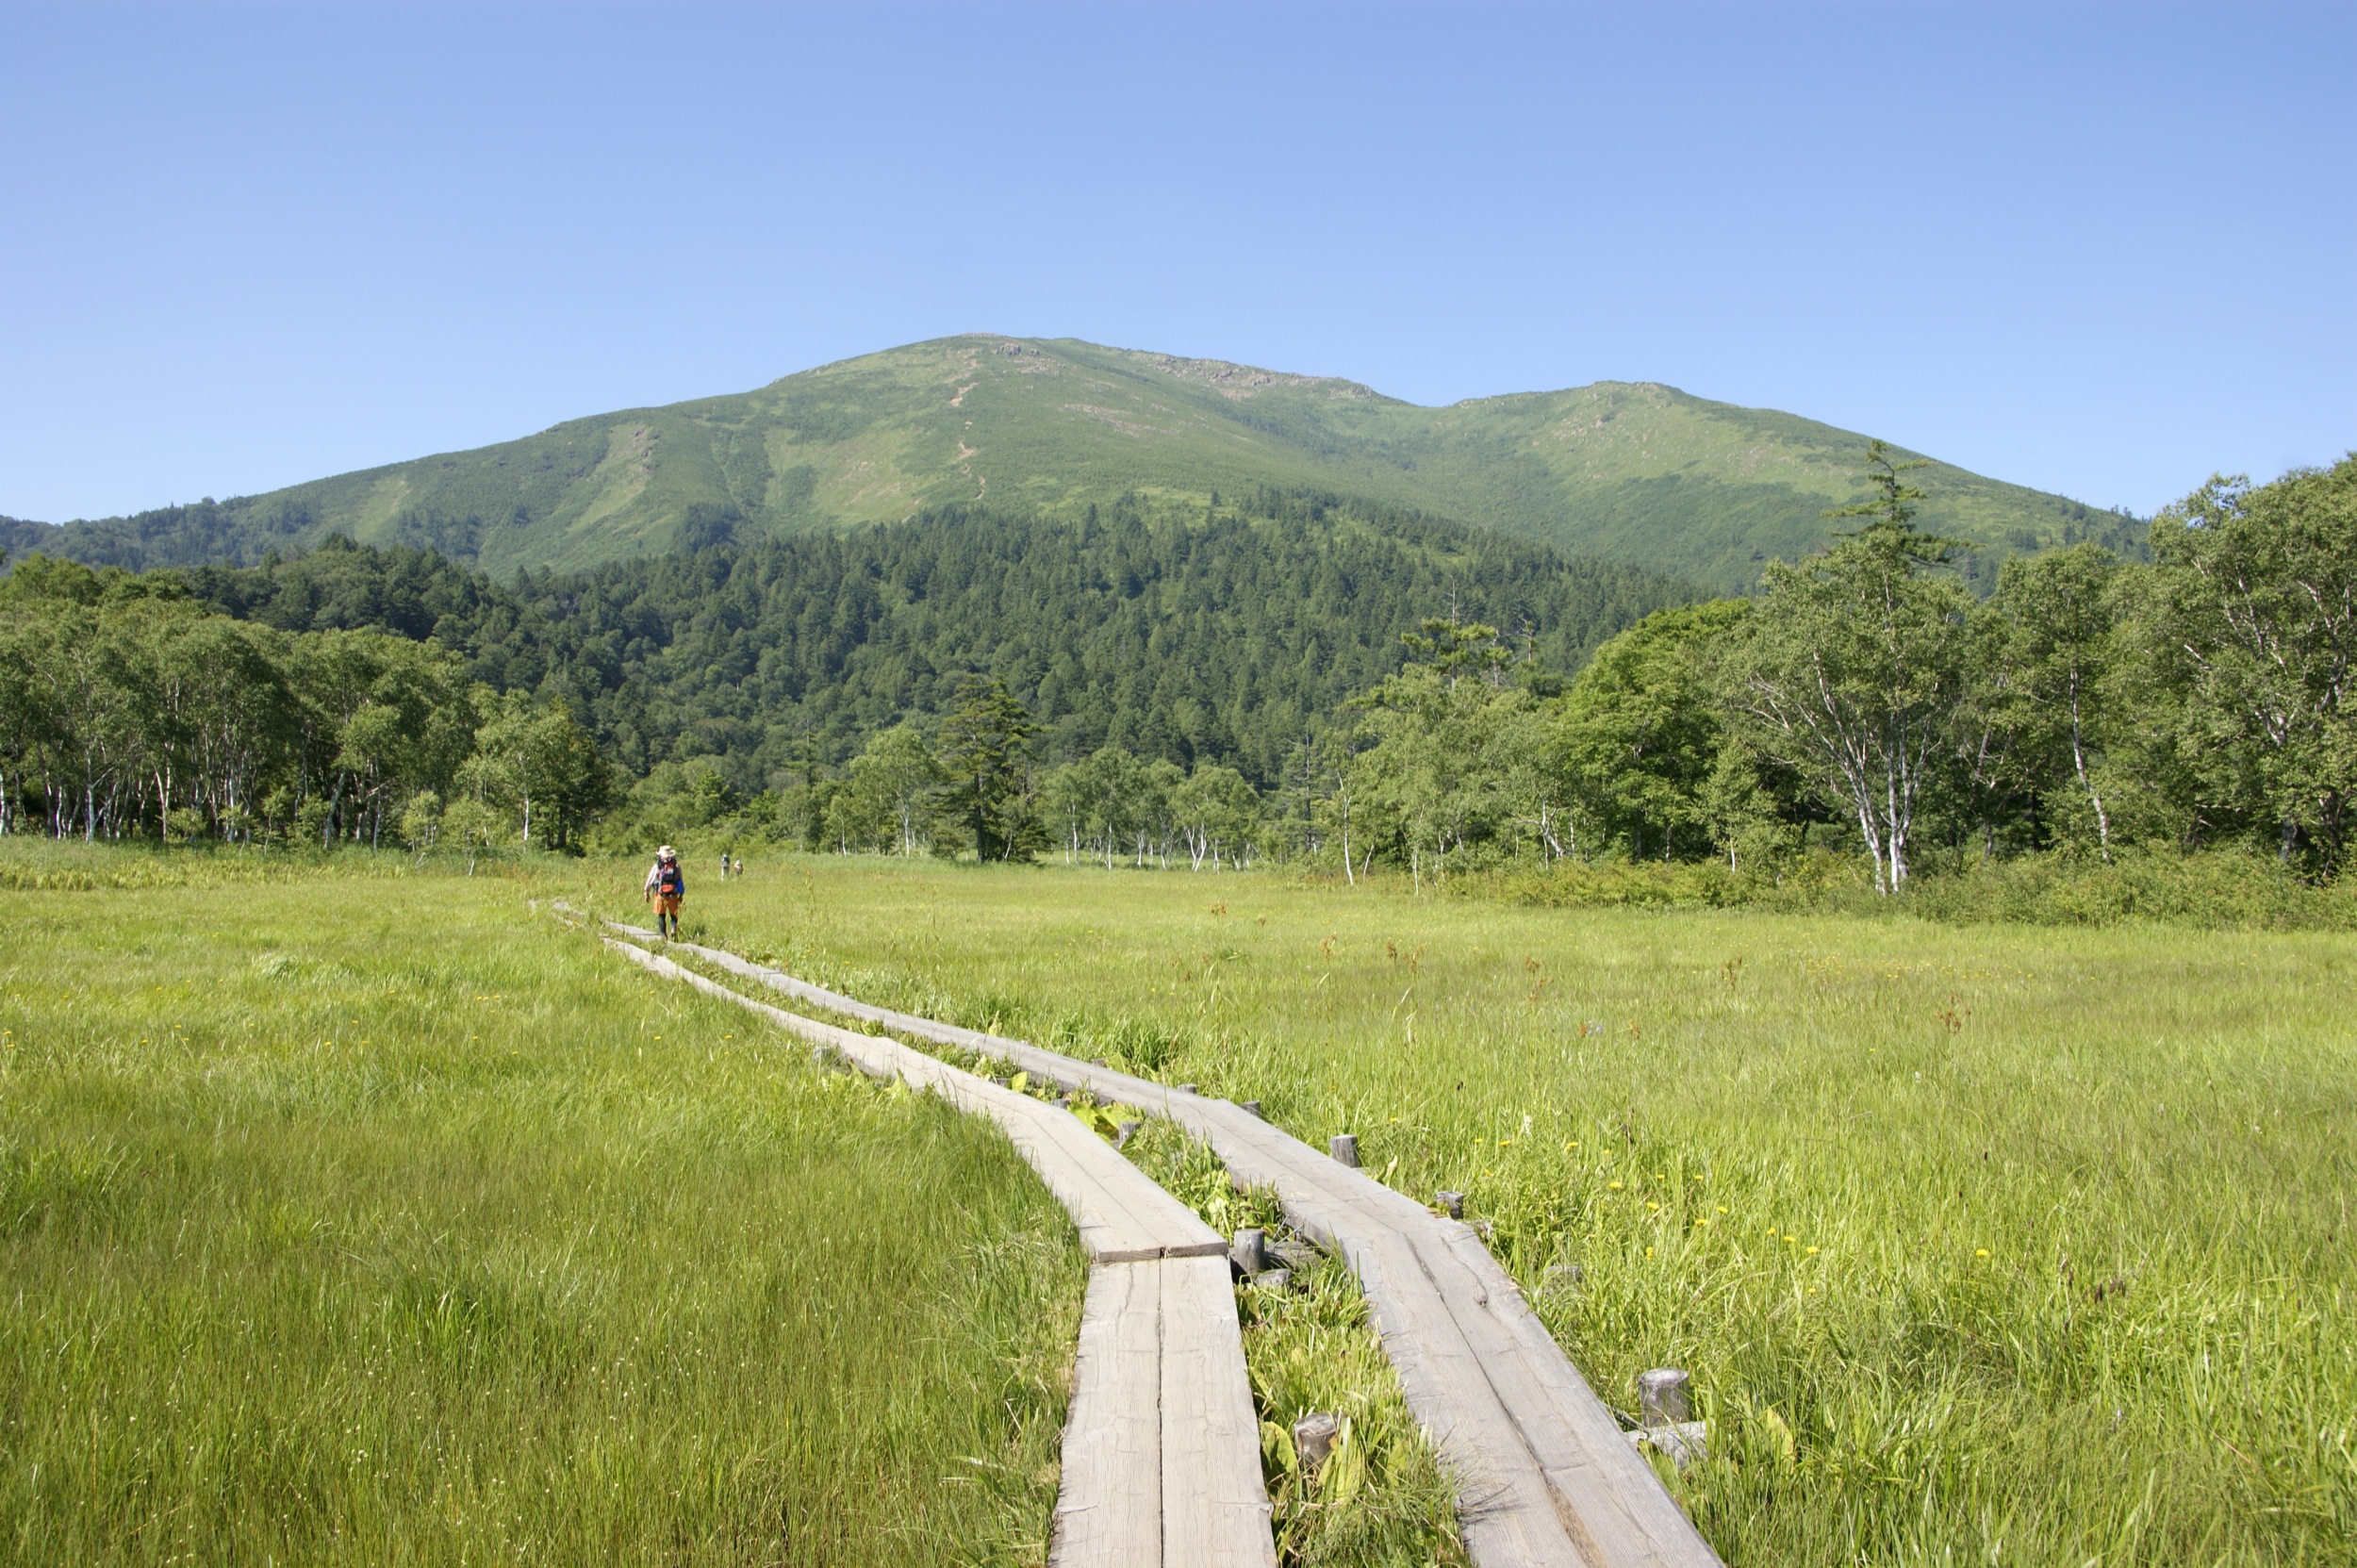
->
[[0, 556, 608, 860], [1317, 449, 2357, 885], [121, 490, 1693, 792], [0, 487, 1689, 863], [511, 490, 1694, 789]]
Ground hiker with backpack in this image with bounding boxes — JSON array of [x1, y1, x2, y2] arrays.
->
[[644, 845, 686, 938]]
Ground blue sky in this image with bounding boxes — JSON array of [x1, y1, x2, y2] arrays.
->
[[2, 2, 2349, 523]]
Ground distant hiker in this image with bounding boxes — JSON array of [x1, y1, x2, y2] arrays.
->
[[731, 855, 744, 879], [645, 845, 685, 938]]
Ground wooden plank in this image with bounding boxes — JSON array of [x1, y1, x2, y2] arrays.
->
[[1050, 1256, 1277, 1568], [1174, 1116, 1719, 1567], [1343, 1228, 1595, 1566], [662, 933, 1723, 1568], [1157, 1253, 1280, 1568], [1424, 1222, 1708, 1564], [1052, 1261, 1163, 1567]]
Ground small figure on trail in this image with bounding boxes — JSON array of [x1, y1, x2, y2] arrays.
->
[[731, 855, 744, 879], [719, 850, 731, 883], [645, 845, 686, 939]]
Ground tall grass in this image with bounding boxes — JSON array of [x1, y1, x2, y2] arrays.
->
[[1469, 845, 2357, 930], [635, 853, 2357, 1567], [0, 850, 1083, 1565]]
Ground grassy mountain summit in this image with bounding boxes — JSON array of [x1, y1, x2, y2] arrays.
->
[[6, 336, 2134, 589]]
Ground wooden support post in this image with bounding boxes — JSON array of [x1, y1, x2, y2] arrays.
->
[[1293, 1412, 1341, 1477], [1328, 1133, 1359, 1168], [1637, 1369, 1689, 1426], [1630, 1370, 1708, 1472], [1435, 1190, 1464, 1219]]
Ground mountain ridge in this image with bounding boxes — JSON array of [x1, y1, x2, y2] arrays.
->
[[2, 334, 2140, 591]]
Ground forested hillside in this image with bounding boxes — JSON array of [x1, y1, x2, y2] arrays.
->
[[0, 553, 607, 852], [1, 336, 2137, 590], [0, 490, 1691, 844], [513, 493, 1689, 786]]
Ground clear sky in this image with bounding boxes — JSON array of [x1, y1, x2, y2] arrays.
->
[[2, 2, 2349, 524]]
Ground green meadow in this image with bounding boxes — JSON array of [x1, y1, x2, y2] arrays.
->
[[0, 859, 1082, 1565], [8, 841, 2351, 1566], [615, 854, 2357, 1568]]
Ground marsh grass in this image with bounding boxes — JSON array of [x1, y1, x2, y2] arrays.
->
[[1466, 845, 2357, 931], [0, 851, 1084, 1565], [639, 853, 2357, 1567], [0, 835, 387, 891]]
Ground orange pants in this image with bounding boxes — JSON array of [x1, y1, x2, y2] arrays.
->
[[652, 894, 683, 919]]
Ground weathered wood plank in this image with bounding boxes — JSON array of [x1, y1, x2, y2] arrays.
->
[[1157, 1253, 1279, 1568], [1049, 1256, 1277, 1568], [1052, 1261, 1163, 1567]]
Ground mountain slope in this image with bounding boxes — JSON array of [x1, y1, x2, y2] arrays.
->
[[6, 335, 2138, 590], [156, 495, 1695, 787]]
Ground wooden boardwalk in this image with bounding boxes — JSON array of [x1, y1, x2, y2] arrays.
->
[[598, 933, 1275, 1568], [653, 932, 1723, 1568]]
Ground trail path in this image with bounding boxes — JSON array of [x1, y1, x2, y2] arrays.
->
[[595, 932, 1275, 1568], [646, 930, 1722, 1568]]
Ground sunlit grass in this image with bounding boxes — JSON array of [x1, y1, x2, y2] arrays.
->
[[0, 852, 1083, 1565], [634, 853, 2357, 1567]]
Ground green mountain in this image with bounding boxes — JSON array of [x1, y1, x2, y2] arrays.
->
[[4, 335, 2138, 591]]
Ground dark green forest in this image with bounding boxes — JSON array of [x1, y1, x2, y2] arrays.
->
[[0, 489, 1689, 845], [176, 490, 1695, 787]]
